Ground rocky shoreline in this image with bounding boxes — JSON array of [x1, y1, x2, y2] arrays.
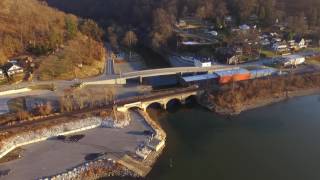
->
[[41, 158, 138, 180]]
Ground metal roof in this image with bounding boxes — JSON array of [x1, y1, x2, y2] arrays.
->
[[182, 74, 219, 82], [214, 68, 250, 77]]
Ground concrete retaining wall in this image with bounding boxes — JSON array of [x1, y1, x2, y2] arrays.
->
[[0, 88, 31, 96], [84, 78, 126, 86]]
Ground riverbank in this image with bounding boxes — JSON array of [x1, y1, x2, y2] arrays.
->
[[236, 88, 320, 114], [203, 87, 320, 115], [200, 73, 320, 115]]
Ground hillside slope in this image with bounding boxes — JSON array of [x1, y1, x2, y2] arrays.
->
[[0, 0, 105, 80]]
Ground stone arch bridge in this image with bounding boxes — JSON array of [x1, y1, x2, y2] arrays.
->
[[116, 86, 200, 112]]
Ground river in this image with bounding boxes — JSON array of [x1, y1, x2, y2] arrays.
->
[[106, 94, 320, 180]]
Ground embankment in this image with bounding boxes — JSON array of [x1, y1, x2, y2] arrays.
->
[[201, 73, 320, 115]]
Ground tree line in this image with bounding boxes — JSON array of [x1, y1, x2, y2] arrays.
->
[[47, 0, 320, 49]]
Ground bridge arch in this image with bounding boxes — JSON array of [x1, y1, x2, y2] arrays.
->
[[185, 95, 197, 103], [116, 87, 199, 112], [165, 98, 182, 110], [145, 101, 164, 110]]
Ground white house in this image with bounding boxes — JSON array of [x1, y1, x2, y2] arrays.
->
[[272, 43, 287, 52], [297, 38, 307, 48], [4, 63, 24, 76], [281, 55, 305, 67]]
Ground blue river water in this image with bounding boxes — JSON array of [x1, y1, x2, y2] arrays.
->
[[106, 94, 320, 180]]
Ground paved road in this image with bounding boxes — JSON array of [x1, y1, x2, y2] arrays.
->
[[107, 58, 115, 75]]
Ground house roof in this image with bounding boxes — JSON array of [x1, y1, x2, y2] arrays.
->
[[3, 63, 22, 72]]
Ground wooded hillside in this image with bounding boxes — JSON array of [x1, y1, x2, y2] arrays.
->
[[46, 0, 320, 49], [0, 0, 105, 80]]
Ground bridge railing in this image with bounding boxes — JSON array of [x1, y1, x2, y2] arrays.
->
[[115, 85, 199, 106]]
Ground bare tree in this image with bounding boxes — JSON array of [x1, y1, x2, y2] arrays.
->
[[0, 50, 7, 66], [122, 31, 138, 60], [107, 27, 119, 50], [16, 110, 30, 121]]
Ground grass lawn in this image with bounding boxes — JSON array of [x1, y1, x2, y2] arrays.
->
[[38, 59, 104, 81]]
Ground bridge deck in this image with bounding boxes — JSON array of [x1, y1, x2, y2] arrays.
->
[[115, 85, 199, 106], [117, 66, 238, 79]]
